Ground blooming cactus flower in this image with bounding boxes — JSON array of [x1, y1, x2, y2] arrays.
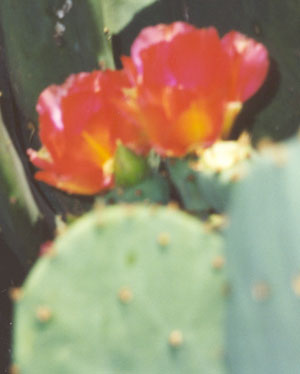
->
[[124, 22, 269, 156], [29, 22, 269, 194], [28, 70, 149, 195]]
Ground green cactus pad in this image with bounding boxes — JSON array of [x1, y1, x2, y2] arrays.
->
[[14, 205, 225, 373], [102, 174, 170, 205], [225, 136, 300, 373], [0, 109, 48, 267], [0, 0, 114, 123], [99, 0, 158, 34], [167, 139, 254, 213]]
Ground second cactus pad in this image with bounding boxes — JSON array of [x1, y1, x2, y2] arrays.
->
[[225, 137, 300, 373], [13, 204, 225, 374]]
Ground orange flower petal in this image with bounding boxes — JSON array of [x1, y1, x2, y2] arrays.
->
[[27, 148, 53, 170], [34, 169, 113, 195], [131, 22, 196, 74], [123, 23, 269, 156], [31, 69, 148, 195], [129, 85, 224, 156]]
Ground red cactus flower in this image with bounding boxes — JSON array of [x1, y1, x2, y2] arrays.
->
[[123, 22, 269, 156], [29, 22, 269, 194], [28, 70, 149, 195]]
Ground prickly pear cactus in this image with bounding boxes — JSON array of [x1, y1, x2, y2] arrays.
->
[[167, 137, 254, 213], [13, 204, 226, 374], [225, 136, 300, 373], [102, 174, 170, 205]]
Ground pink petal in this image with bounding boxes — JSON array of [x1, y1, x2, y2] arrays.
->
[[222, 31, 269, 101], [131, 22, 195, 73]]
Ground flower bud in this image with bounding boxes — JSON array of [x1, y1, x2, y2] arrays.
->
[[114, 143, 149, 187]]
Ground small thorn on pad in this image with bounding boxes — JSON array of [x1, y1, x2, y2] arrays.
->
[[167, 201, 179, 210], [168, 330, 183, 347], [292, 275, 300, 296], [204, 214, 228, 231], [251, 281, 270, 301], [9, 196, 17, 204], [118, 287, 133, 304], [229, 167, 247, 182], [9, 364, 20, 374], [39, 241, 56, 257], [135, 189, 143, 197], [36, 306, 53, 323], [186, 173, 196, 182], [9, 288, 23, 302], [212, 256, 225, 270], [157, 232, 171, 246]]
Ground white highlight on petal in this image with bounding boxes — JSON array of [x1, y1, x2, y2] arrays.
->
[[94, 76, 101, 92], [42, 91, 64, 131], [234, 38, 249, 54]]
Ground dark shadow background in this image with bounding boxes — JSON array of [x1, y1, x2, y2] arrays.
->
[[0, 242, 24, 373]]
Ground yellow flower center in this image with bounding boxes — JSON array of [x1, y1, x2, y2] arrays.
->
[[176, 102, 212, 146], [82, 132, 112, 167], [222, 101, 242, 138]]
